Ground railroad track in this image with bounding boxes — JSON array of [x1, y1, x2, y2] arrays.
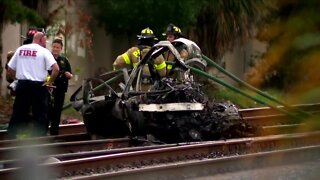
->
[[0, 103, 317, 150], [0, 103, 318, 178], [0, 103, 319, 141], [0, 123, 311, 162], [1, 131, 320, 179]]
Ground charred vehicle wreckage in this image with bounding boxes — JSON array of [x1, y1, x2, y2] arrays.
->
[[70, 40, 257, 143]]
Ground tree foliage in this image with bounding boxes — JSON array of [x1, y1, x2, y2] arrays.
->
[[91, 0, 271, 60], [91, 0, 201, 38], [0, 0, 44, 80], [246, 0, 320, 100], [0, 0, 44, 28], [194, 0, 272, 59]]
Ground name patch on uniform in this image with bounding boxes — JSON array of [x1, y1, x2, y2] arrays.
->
[[19, 50, 37, 57]]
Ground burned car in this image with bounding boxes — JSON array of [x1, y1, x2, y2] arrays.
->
[[71, 40, 255, 143]]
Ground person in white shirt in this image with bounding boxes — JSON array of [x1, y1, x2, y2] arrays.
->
[[6, 32, 59, 139]]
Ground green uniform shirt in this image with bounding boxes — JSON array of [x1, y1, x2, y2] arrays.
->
[[51, 55, 72, 92]]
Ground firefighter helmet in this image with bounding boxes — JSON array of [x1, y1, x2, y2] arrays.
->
[[162, 23, 184, 38], [137, 27, 157, 40]]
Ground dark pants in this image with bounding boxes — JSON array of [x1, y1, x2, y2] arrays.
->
[[7, 80, 49, 139], [48, 88, 65, 135]]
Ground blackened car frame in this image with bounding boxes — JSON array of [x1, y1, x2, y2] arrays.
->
[[70, 40, 256, 143]]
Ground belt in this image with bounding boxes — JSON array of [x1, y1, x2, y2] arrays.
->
[[18, 80, 44, 84]]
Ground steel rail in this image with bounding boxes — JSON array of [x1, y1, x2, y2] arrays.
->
[[0, 137, 130, 161], [0, 143, 179, 169]]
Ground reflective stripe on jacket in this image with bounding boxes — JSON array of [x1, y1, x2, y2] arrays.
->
[[113, 46, 166, 77]]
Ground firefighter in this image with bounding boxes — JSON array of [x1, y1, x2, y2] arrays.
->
[[6, 32, 59, 139], [5, 28, 43, 95], [162, 23, 189, 76], [113, 28, 166, 77], [162, 23, 189, 60], [162, 24, 207, 79], [162, 23, 184, 42]]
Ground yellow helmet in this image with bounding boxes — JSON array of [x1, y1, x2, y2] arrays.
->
[[137, 27, 157, 40]]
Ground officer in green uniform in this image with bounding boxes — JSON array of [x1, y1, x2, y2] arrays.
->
[[48, 37, 73, 135]]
